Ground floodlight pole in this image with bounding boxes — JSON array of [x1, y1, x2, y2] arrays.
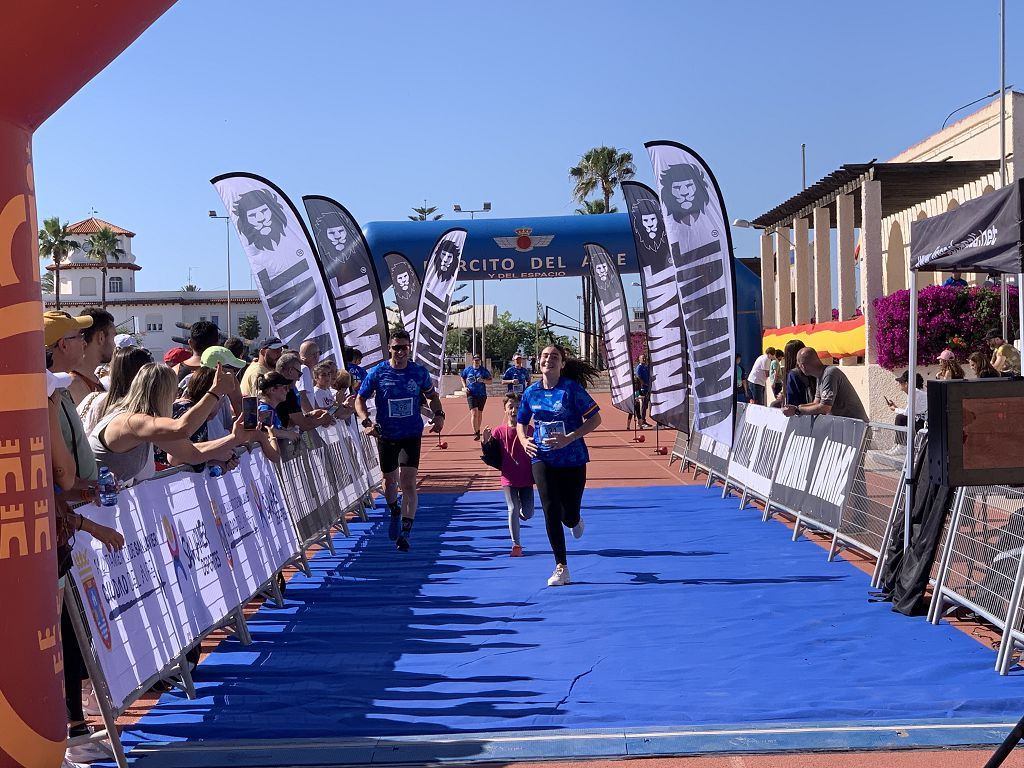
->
[[209, 211, 232, 333]]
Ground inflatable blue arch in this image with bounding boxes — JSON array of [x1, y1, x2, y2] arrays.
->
[[363, 214, 763, 370]]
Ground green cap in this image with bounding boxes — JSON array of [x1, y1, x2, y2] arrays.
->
[[201, 345, 247, 370]]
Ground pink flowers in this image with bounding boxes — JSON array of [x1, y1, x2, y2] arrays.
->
[[873, 284, 1019, 369]]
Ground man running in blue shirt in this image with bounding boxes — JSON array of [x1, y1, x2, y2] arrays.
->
[[461, 354, 492, 441], [501, 353, 531, 395], [355, 330, 445, 552]]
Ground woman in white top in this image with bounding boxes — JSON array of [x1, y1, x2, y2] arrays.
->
[[79, 346, 154, 434], [89, 362, 245, 484]]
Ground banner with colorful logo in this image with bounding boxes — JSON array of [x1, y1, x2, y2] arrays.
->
[[412, 229, 467, 390], [586, 243, 635, 415], [384, 251, 422, 333], [302, 195, 389, 368], [646, 141, 737, 446], [211, 173, 343, 359], [622, 180, 690, 432]]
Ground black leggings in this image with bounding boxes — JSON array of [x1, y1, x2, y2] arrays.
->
[[532, 463, 587, 566]]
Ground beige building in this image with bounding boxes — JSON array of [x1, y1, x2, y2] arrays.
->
[[752, 91, 1023, 419]]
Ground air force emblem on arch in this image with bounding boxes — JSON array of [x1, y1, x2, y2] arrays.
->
[[494, 228, 554, 253]]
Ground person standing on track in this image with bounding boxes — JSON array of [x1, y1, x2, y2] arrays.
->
[[461, 354, 492, 441], [355, 330, 445, 552], [516, 344, 601, 587]]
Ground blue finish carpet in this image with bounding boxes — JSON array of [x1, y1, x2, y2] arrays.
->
[[122, 485, 1022, 748]]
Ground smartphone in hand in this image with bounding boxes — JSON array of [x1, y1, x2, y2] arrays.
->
[[242, 396, 259, 430]]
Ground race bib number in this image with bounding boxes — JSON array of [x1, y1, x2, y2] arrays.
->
[[535, 420, 566, 450], [388, 398, 414, 419], [513, 383, 524, 394]]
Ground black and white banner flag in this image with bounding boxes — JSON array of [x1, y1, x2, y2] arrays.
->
[[586, 243, 635, 415], [645, 141, 737, 446], [211, 173, 342, 359], [412, 229, 467, 390], [726, 404, 792, 501], [691, 402, 740, 481], [384, 251, 422, 333], [622, 180, 689, 432], [769, 415, 867, 532], [302, 195, 388, 368]]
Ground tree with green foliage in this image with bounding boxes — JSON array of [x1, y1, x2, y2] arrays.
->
[[575, 199, 618, 215], [84, 226, 124, 309], [181, 283, 200, 292], [409, 202, 443, 221], [38, 216, 76, 309], [238, 314, 261, 341]]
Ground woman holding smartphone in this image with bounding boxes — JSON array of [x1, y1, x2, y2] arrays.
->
[[516, 344, 601, 587]]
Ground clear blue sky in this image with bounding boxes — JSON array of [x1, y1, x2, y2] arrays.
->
[[33, 0, 1021, 327]]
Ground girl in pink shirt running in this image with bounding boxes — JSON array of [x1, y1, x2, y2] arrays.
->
[[483, 393, 535, 557]]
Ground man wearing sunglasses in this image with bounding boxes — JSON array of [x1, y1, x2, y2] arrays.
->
[[355, 330, 445, 552]]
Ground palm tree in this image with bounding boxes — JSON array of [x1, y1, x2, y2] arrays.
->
[[85, 226, 124, 309], [569, 146, 634, 367], [575, 199, 618, 215], [409, 202, 443, 221], [38, 216, 77, 309], [181, 283, 200, 292], [40, 272, 55, 293]]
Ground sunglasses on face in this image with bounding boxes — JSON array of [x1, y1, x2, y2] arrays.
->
[[391, 345, 410, 352]]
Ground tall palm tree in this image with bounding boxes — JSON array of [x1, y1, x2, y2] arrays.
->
[[85, 226, 124, 309], [38, 216, 76, 309], [575, 199, 618, 215], [569, 147, 634, 366]]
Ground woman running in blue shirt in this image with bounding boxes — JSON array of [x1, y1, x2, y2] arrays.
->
[[516, 344, 601, 587]]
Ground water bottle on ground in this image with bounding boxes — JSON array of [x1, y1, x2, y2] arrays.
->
[[97, 466, 118, 507]]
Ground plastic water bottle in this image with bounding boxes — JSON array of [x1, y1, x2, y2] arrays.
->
[[97, 466, 118, 507], [208, 465, 224, 478]]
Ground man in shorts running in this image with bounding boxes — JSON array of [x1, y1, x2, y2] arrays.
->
[[461, 354, 492, 440], [355, 330, 445, 552]]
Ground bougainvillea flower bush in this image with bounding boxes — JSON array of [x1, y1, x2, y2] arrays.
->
[[873, 284, 1019, 370]]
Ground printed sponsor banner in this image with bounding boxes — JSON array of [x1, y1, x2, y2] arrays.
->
[[384, 251, 422, 333], [586, 243, 635, 415], [303, 195, 389, 368], [910, 179, 1023, 274], [726, 404, 792, 500], [69, 447, 295, 708], [691, 403, 742, 480], [622, 181, 689, 432], [769, 414, 868, 532], [646, 141, 737, 446], [211, 173, 343, 360], [412, 229, 467, 391]]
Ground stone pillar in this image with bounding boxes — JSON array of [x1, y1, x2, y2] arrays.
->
[[760, 232, 775, 329], [813, 206, 831, 324], [774, 226, 793, 328], [836, 193, 856, 321], [792, 216, 811, 324], [860, 180, 884, 364]]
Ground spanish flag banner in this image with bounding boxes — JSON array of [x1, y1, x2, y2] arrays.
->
[[763, 315, 865, 359]]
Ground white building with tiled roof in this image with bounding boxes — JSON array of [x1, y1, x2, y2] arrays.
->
[[42, 217, 269, 359]]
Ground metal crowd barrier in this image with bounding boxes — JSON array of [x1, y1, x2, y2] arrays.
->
[[929, 485, 1024, 674], [64, 418, 383, 767]]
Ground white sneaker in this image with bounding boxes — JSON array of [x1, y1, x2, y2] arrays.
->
[[66, 740, 112, 763], [571, 518, 585, 539], [547, 564, 571, 587], [81, 680, 101, 717], [63, 756, 87, 768]]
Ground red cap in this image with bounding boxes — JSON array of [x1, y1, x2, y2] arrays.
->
[[163, 347, 191, 366]]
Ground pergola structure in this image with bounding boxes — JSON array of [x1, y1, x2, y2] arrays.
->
[[751, 159, 1001, 363]]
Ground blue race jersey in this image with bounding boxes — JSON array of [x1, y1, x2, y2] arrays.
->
[[358, 361, 435, 439], [635, 363, 650, 392], [461, 365, 491, 397], [347, 363, 368, 391], [503, 365, 530, 394], [517, 377, 600, 467]]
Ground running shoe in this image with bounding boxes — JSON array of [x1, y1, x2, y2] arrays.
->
[[511, 544, 523, 557], [571, 517, 585, 539], [388, 513, 401, 541], [547, 564, 570, 586], [66, 740, 112, 763], [474, 432, 481, 441], [396, 535, 410, 552], [640, 421, 651, 429]]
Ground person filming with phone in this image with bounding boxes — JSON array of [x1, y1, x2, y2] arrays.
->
[[885, 370, 927, 455]]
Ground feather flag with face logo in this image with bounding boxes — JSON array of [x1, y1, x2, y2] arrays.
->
[[585, 243, 635, 416], [412, 229, 467, 391], [212, 173, 343, 361], [622, 180, 690, 433], [645, 141, 737, 447], [302, 195, 388, 368], [383, 251, 422, 334]]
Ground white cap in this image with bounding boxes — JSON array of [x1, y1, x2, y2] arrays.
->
[[114, 333, 138, 349], [46, 370, 73, 397]]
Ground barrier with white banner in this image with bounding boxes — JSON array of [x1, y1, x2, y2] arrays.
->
[[725, 404, 791, 508]]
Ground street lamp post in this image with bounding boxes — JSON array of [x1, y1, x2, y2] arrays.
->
[[453, 201, 492, 365], [576, 294, 583, 354], [208, 211, 232, 334]]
